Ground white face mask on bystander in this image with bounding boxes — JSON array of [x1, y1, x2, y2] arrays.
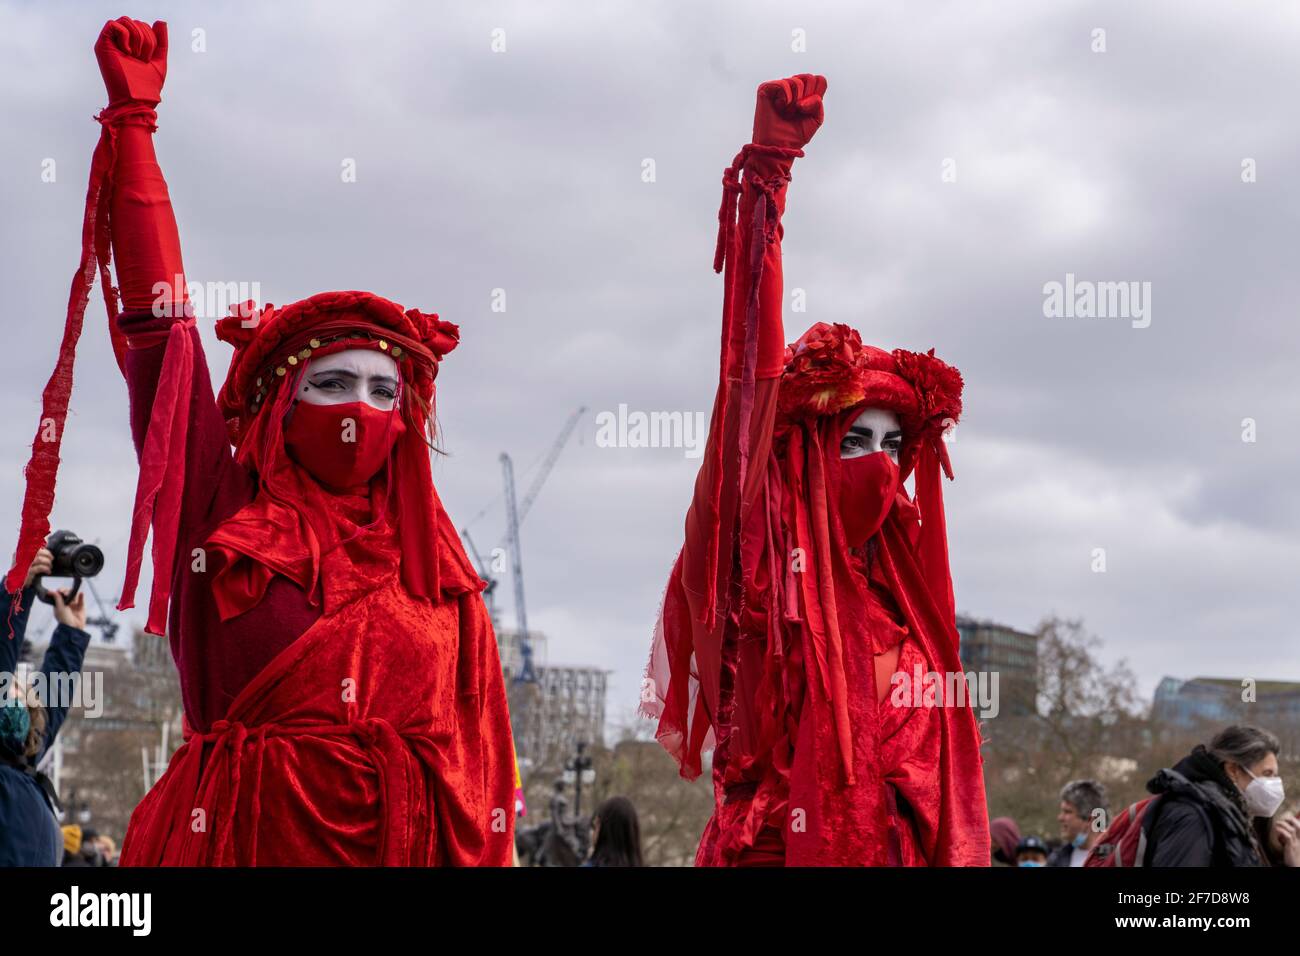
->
[[1241, 767, 1285, 818]]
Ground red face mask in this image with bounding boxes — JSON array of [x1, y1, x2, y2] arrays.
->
[[838, 451, 901, 548], [283, 399, 406, 492]]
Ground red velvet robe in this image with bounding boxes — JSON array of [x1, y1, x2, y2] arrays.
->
[[113, 318, 517, 867], [119, 529, 514, 866]]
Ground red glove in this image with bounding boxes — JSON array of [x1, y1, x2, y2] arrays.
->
[[95, 17, 168, 108], [752, 73, 828, 151], [92, 18, 186, 314]]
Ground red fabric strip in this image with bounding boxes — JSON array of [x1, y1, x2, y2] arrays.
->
[[117, 317, 196, 633], [4, 105, 150, 625]]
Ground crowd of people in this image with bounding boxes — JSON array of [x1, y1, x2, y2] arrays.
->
[[991, 725, 1298, 868], [59, 824, 118, 867]]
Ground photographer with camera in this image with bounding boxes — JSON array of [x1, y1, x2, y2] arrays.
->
[[1, 547, 91, 867]]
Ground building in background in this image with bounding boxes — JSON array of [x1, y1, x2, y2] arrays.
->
[[497, 629, 609, 769], [955, 615, 1040, 717], [497, 627, 544, 684], [22, 627, 183, 839], [1152, 677, 1300, 760]]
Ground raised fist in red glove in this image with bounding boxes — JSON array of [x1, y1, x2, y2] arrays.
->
[[95, 17, 168, 108], [752, 73, 828, 151]]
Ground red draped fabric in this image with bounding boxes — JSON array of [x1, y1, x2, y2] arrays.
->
[[119, 519, 515, 866], [641, 76, 990, 866]]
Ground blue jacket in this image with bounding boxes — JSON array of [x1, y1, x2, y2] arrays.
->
[[0, 586, 91, 867]]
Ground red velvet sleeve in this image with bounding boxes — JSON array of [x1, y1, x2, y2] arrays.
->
[[690, 146, 799, 582], [117, 309, 247, 537], [723, 150, 795, 384], [109, 121, 186, 312], [106, 114, 253, 630]]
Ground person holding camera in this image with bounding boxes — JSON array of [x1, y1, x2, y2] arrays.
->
[[1, 549, 91, 867]]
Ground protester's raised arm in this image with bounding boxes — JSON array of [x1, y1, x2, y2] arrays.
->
[[95, 17, 187, 328], [717, 73, 827, 384], [92, 19, 240, 634]]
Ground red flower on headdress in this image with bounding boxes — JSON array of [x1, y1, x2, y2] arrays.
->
[[891, 347, 963, 434], [405, 308, 460, 360], [777, 322, 869, 418], [214, 300, 277, 351]]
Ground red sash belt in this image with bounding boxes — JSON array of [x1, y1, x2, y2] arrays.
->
[[143, 716, 419, 866]]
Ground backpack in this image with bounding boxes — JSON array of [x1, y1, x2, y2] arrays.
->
[[1086, 790, 1236, 867], [1083, 795, 1162, 867]]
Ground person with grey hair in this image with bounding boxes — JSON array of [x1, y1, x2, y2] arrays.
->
[[1143, 725, 1286, 866], [1049, 779, 1108, 866]]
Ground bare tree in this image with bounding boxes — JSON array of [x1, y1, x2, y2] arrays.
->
[[981, 615, 1145, 842]]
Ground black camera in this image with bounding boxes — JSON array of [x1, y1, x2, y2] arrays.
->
[[34, 529, 104, 606]]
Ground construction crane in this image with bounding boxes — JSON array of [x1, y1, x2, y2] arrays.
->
[[460, 529, 499, 619], [500, 452, 534, 682], [459, 406, 587, 680], [84, 577, 121, 643], [507, 405, 588, 539]]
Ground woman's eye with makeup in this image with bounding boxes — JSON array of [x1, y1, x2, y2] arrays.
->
[[313, 378, 345, 391], [841, 436, 861, 451], [372, 386, 396, 400]]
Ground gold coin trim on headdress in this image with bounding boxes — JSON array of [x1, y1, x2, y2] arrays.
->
[[247, 328, 421, 412]]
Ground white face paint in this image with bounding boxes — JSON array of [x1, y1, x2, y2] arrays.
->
[[297, 348, 400, 410], [840, 407, 903, 463]]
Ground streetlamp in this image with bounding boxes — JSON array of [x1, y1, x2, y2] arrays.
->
[[565, 741, 595, 857]]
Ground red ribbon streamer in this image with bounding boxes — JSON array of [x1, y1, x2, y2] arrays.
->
[[4, 104, 153, 629]]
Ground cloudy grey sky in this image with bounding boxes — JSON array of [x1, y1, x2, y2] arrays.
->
[[2, 1, 1297, 730]]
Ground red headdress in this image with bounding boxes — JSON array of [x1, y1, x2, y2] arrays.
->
[[109, 289, 468, 634], [213, 291, 460, 447], [768, 323, 966, 754], [775, 321, 964, 620], [776, 322, 962, 477]]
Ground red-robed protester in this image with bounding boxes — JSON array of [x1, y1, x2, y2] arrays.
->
[[640, 75, 991, 866], [6, 18, 516, 865]]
